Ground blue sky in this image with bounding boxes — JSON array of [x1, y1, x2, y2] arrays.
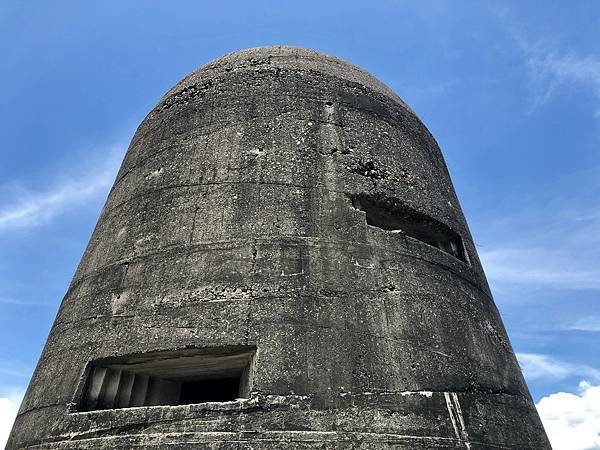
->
[[1, 1, 599, 448]]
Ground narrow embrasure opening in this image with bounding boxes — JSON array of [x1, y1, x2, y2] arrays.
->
[[351, 194, 468, 263], [78, 347, 255, 411]]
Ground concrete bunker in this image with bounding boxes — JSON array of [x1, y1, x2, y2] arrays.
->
[[77, 347, 255, 411], [351, 193, 469, 263], [7, 46, 550, 449]]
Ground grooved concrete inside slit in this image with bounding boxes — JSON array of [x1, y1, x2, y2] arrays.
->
[[77, 347, 254, 411], [351, 194, 468, 263]]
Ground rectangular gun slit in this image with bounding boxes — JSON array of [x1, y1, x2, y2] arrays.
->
[[351, 195, 469, 264], [77, 347, 255, 411]]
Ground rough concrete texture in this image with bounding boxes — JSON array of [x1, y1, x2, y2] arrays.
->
[[8, 46, 551, 449]]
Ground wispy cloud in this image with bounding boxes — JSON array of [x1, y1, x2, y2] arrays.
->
[[517, 353, 600, 382], [568, 316, 600, 333], [0, 297, 42, 306], [475, 169, 600, 293], [536, 381, 600, 450], [480, 247, 600, 291], [511, 30, 600, 115], [0, 367, 31, 380], [0, 146, 123, 232]]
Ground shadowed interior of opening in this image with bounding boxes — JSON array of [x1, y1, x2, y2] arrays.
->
[[179, 377, 241, 404], [351, 194, 468, 263], [78, 347, 254, 411]]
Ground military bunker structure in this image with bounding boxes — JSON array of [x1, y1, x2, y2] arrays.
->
[[8, 46, 550, 449]]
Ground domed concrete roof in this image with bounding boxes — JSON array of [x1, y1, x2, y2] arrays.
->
[[162, 46, 408, 109]]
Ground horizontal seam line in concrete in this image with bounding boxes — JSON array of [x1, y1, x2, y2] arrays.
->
[[103, 180, 459, 234], [19, 438, 540, 450], [27, 433, 469, 446], [48, 313, 491, 353], [42, 320, 517, 394], [131, 88, 433, 167], [15, 390, 530, 426], [178, 55, 402, 101], [106, 180, 354, 214], [71, 237, 486, 301], [118, 113, 351, 182], [149, 70, 407, 121]]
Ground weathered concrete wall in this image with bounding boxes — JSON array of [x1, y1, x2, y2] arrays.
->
[[8, 46, 550, 449]]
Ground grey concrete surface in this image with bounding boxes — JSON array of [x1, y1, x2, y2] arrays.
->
[[8, 46, 550, 449]]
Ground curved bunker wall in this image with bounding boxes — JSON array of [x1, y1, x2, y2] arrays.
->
[[8, 46, 550, 449]]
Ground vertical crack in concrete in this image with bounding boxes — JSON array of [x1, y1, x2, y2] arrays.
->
[[189, 206, 199, 244], [244, 299, 252, 345], [119, 261, 130, 290], [251, 241, 258, 273]]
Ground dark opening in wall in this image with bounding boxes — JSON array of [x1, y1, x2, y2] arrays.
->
[[77, 347, 255, 411], [350, 194, 469, 264], [179, 377, 241, 404]]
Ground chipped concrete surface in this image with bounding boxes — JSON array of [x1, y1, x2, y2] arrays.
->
[[8, 46, 550, 448]]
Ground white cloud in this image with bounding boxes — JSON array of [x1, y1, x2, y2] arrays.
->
[[0, 297, 39, 306], [515, 34, 600, 116], [480, 247, 600, 291], [0, 146, 123, 232], [517, 353, 600, 382], [537, 381, 600, 450], [0, 392, 23, 449], [569, 316, 600, 332], [481, 37, 600, 298], [527, 49, 600, 107], [475, 183, 600, 294]]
